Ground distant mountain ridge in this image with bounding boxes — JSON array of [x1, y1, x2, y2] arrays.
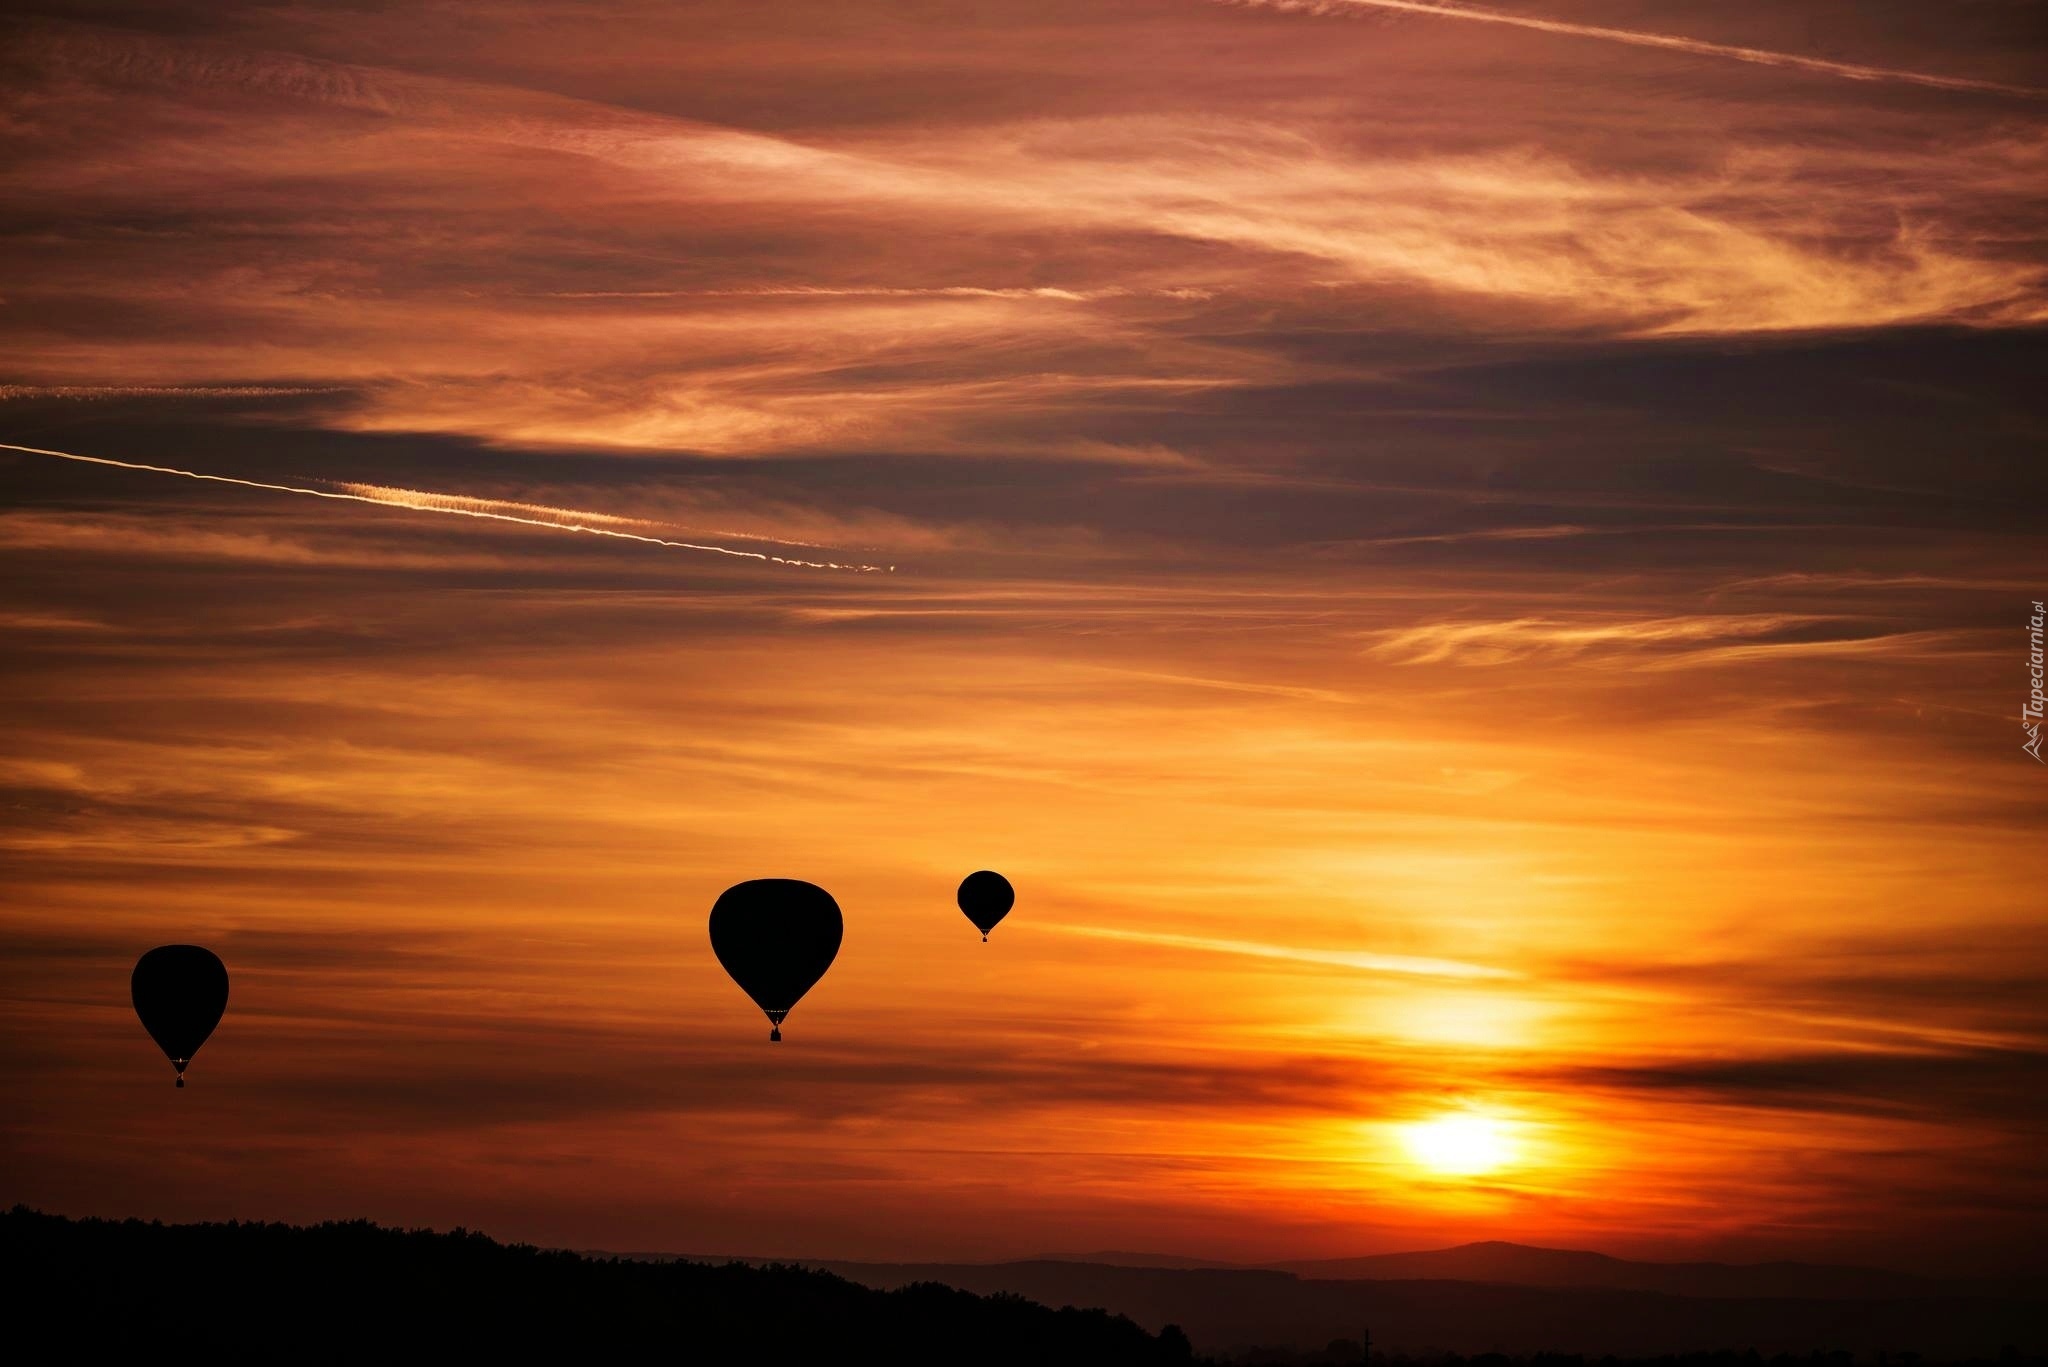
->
[[610, 1238, 2038, 1306], [1023, 1239, 1989, 1301], [1272, 1240, 1952, 1300], [1044, 1250, 1246, 1270], [795, 1257, 2046, 1358], [577, 1238, 2047, 1354]]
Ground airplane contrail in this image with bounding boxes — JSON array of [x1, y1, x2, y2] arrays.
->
[[0, 441, 893, 572], [0, 384, 350, 400], [327, 481, 656, 528], [328, 481, 853, 550], [1220, 0, 2048, 100]]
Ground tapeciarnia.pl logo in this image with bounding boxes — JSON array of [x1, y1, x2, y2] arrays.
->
[[2026, 600, 2046, 763]]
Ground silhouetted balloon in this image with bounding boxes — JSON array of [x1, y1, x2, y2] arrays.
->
[[131, 945, 229, 1088], [957, 870, 1014, 941], [709, 880, 842, 1041]]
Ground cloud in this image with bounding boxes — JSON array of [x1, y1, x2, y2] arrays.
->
[[3, 17, 2042, 457], [1048, 924, 1515, 981], [1364, 613, 1833, 666], [1216, 0, 2048, 100], [1548, 1045, 2048, 1125], [0, 508, 506, 570]]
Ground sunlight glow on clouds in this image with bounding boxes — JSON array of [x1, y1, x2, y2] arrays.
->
[[1, 0, 2044, 1271]]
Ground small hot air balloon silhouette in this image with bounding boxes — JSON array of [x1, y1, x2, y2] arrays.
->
[[709, 879, 842, 1041], [131, 945, 229, 1088], [957, 870, 1014, 942]]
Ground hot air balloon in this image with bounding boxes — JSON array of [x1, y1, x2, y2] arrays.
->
[[957, 870, 1014, 942], [131, 945, 229, 1088], [709, 879, 842, 1041]]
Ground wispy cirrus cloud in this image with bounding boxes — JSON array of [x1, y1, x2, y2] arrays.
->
[[1049, 924, 1517, 981], [1365, 613, 1838, 666], [1214, 0, 2048, 100], [3, 16, 2042, 457]]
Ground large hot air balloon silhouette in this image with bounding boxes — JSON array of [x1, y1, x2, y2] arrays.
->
[[957, 870, 1014, 942], [131, 945, 229, 1088], [709, 879, 842, 1041]]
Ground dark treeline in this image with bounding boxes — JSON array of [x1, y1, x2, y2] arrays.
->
[[3, 1207, 1195, 1365]]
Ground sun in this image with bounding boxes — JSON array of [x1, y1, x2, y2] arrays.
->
[[1399, 1112, 1520, 1177]]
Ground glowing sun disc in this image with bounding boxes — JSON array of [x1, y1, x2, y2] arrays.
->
[[1400, 1113, 1518, 1176]]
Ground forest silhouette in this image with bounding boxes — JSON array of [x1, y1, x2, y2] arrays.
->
[[2, 1206, 1192, 1364]]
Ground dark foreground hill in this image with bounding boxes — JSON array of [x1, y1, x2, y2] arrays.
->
[[796, 1259, 2048, 1360], [1, 1207, 1191, 1365]]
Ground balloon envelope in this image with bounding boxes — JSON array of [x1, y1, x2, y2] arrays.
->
[[957, 870, 1015, 939], [131, 945, 229, 1087], [709, 879, 843, 1040]]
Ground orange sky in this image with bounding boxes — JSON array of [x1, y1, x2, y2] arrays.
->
[[2, 0, 2044, 1272]]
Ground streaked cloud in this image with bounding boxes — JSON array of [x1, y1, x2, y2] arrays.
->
[[1049, 924, 1517, 981], [1, 0, 2043, 1272], [3, 13, 2042, 455], [1218, 0, 2048, 99]]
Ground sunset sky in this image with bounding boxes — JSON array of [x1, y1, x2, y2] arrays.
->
[[2, 1, 2045, 1274]]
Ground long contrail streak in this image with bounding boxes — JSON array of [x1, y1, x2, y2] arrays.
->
[[1223, 0, 2048, 99], [0, 442, 892, 572], [326, 480, 848, 550], [328, 481, 655, 528]]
